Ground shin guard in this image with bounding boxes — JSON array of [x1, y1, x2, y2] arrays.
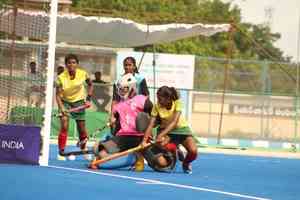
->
[[58, 130, 68, 151]]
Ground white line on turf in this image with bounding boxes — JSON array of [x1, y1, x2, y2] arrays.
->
[[135, 181, 164, 185], [47, 165, 271, 200]]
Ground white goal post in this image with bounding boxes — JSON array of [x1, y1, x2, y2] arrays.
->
[[39, 0, 58, 166]]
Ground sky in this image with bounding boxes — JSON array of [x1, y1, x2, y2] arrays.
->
[[223, 0, 300, 62]]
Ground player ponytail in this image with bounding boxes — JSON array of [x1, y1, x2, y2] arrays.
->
[[168, 87, 179, 101], [157, 86, 179, 101]]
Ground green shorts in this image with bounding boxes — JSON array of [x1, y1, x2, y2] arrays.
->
[[63, 99, 86, 121], [158, 126, 197, 144], [158, 126, 192, 135]]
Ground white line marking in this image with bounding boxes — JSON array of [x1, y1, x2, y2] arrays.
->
[[136, 181, 163, 185], [47, 165, 271, 200]]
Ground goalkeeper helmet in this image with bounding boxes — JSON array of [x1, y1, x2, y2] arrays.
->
[[116, 73, 137, 100]]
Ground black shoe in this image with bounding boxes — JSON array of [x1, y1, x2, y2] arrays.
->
[[59, 149, 65, 156], [57, 149, 66, 161]]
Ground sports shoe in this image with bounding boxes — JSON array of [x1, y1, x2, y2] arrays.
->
[[57, 149, 66, 161], [81, 148, 92, 161], [57, 154, 66, 161], [83, 154, 92, 161], [182, 162, 192, 174], [77, 138, 88, 149], [59, 149, 65, 156], [77, 138, 92, 160]]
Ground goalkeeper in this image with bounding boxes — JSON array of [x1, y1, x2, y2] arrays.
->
[[90, 73, 152, 170], [90, 74, 177, 172], [55, 54, 93, 160]]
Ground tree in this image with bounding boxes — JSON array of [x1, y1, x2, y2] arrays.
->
[[71, 0, 287, 62]]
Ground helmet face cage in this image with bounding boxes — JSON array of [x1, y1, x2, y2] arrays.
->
[[117, 73, 137, 100]]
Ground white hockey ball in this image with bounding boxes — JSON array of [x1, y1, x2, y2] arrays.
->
[[68, 155, 76, 161]]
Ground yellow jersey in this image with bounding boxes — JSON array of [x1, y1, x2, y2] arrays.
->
[[151, 99, 188, 129], [56, 68, 89, 102]]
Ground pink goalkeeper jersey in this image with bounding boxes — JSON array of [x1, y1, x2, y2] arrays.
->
[[112, 95, 147, 136]]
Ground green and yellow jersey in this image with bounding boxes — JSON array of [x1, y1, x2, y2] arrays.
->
[[56, 68, 89, 102], [151, 99, 189, 129]]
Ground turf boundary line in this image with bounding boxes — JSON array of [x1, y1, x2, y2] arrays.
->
[[47, 165, 271, 200]]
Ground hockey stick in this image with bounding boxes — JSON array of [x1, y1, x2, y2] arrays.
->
[[53, 103, 91, 117], [60, 149, 94, 156], [90, 122, 111, 139], [90, 142, 152, 167]]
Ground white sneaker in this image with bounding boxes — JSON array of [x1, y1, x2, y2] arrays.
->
[[83, 153, 92, 161], [81, 147, 92, 161]]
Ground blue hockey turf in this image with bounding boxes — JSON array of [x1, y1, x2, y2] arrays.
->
[[0, 145, 299, 200]]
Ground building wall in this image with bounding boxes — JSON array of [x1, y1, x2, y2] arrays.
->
[[190, 91, 300, 142]]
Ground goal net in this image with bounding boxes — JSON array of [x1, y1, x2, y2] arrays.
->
[[0, 0, 233, 166], [0, 0, 57, 166]]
